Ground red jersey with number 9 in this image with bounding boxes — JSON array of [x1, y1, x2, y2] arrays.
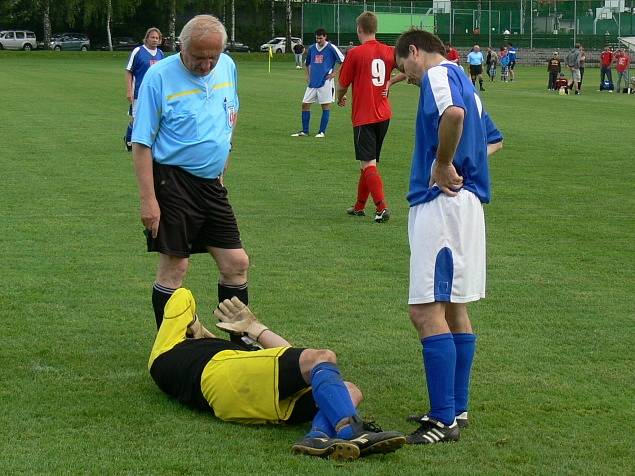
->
[[338, 39, 396, 127]]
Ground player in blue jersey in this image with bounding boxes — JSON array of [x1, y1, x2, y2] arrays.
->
[[131, 15, 251, 337], [124, 27, 164, 151], [291, 28, 344, 138], [507, 43, 517, 81], [394, 29, 503, 445]]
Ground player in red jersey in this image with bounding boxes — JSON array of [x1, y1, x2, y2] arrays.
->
[[336, 11, 405, 223]]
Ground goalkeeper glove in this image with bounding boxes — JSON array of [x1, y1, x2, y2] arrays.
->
[[214, 297, 268, 342]]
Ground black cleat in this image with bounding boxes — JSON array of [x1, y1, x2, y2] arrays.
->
[[292, 437, 360, 461], [124, 137, 132, 152], [347, 416, 406, 456], [407, 411, 469, 429], [406, 414, 460, 445], [374, 208, 390, 223], [346, 206, 365, 216]]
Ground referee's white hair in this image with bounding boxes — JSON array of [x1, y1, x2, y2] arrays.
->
[[179, 15, 227, 51]]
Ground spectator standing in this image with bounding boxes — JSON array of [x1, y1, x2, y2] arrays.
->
[[565, 44, 581, 95], [547, 51, 561, 90], [293, 42, 305, 69], [124, 27, 164, 152], [615, 47, 630, 93], [499, 46, 510, 82], [445, 43, 460, 66], [599, 45, 614, 91], [578, 46, 586, 90], [485, 47, 498, 81]]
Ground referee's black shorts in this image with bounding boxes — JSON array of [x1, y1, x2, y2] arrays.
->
[[469, 64, 483, 76], [146, 162, 242, 257], [353, 120, 390, 163]]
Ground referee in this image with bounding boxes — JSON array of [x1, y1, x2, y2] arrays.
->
[[132, 15, 250, 331], [467, 44, 486, 92]]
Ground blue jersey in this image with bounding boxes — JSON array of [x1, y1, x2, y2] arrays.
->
[[126, 45, 165, 99], [408, 61, 502, 207], [131, 53, 239, 179], [507, 47, 517, 61], [467, 51, 484, 65], [305, 42, 344, 88]]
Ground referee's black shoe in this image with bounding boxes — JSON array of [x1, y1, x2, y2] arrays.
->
[[347, 416, 406, 456], [406, 414, 460, 445], [292, 437, 360, 461]]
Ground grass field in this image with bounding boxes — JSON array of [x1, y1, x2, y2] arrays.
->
[[1, 50, 633, 475]]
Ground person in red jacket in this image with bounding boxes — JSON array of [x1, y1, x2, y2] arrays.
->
[[599, 45, 614, 90], [446, 43, 460, 65], [615, 47, 631, 93], [337, 11, 405, 223]]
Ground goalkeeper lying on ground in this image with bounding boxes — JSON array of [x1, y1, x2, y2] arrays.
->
[[148, 288, 406, 461]]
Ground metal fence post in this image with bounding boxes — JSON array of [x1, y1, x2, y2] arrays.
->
[[489, 0, 492, 47], [573, 0, 577, 46], [530, 0, 533, 48]]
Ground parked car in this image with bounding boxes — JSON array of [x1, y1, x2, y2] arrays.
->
[[50, 33, 90, 51], [259, 37, 301, 54], [99, 37, 140, 51], [224, 41, 250, 53], [0, 30, 38, 50]]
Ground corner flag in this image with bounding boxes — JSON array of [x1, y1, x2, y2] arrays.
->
[[268, 45, 273, 73]]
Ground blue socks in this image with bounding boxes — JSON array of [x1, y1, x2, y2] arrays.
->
[[453, 333, 476, 415], [305, 410, 334, 438], [422, 333, 456, 425], [301, 111, 310, 134], [319, 109, 330, 133], [309, 362, 357, 439]]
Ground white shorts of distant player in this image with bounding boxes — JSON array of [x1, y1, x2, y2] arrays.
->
[[302, 78, 336, 104], [408, 188, 485, 305]]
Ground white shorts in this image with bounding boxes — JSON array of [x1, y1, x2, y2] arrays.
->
[[302, 79, 335, 104], [408, 189, 486, 304]]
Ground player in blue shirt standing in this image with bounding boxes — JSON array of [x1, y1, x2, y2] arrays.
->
[[124, 27, 164, 151], [394, 29, 503, 445], [507, 43, 517, 81], [132, 15, 251, 338], [466, 44, 486, 91], [291, 28, 344, 138]]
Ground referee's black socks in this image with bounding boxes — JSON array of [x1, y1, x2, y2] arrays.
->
[[218, 282, 249, 305], [152, 282, 177, 329]]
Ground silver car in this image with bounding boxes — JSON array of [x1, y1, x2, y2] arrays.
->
[[50, 33, 90, 51], [0, 30, 38, 50]]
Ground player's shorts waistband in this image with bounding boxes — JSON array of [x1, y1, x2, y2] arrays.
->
[[153, 162, 222, 183]]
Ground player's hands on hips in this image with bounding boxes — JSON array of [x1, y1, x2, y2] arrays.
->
[[431, 161, 463, 197], [140, 197, 161, 238], [214, 297, 268, 341], [337, 96, 347, 107]]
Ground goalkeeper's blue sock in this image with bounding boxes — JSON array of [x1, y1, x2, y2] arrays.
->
[[453, 333, 476, 415], [125, 122, 133, 143], [318, 109, 330, 133], [422, 333, 456, 425], [310, 362, 358, 439], [301, 111, 310, 134], [306, 410, 335, 438]]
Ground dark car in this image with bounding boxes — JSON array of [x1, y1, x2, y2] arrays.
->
[[224, 41, 250, 53], [50, 33, 90, 51], [100, 37, 140, 51]]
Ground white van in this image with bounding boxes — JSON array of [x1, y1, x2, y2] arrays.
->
[[259, 37, 302, 54], [0, 30, 38, 50]]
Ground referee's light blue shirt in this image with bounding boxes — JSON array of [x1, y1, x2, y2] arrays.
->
[[467, 51, 484, 65], [132, 53, 239, 179]]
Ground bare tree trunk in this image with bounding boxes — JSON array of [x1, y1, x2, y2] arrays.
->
[[285, 0, 291, 51], [231, 0, 235, 42], [106, 0, 113, 51], [271, 0, 275, 38], [168, 0, 177, 51], [41, 0, 51, 48]]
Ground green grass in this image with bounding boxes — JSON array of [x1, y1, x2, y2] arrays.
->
[[0, 51, 633, 475]]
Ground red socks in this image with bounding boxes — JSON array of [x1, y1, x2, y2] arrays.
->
[[354, 169, 370, 211], [363, 165, 386, 212]]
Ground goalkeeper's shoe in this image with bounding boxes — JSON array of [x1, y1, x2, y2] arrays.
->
[[292, 437, 360, 461], [346, 206, 365, 216], [406, 415, 460, 445], [407, 411, 469, 429], [347, 416, 406, 456]]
